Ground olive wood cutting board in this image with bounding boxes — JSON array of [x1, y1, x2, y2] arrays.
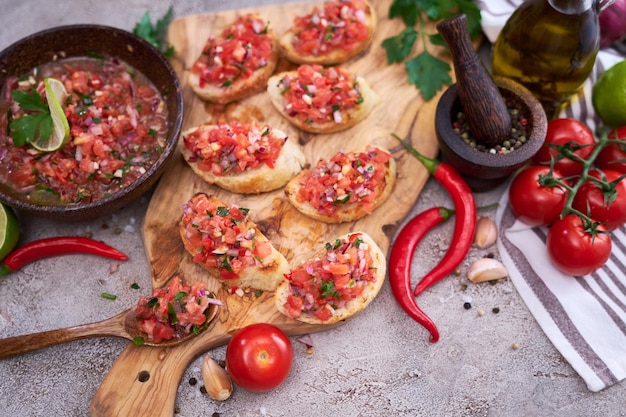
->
[[90, 0, 450, 415]]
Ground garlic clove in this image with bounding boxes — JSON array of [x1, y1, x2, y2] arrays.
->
[[202, 354, 233, 401], [474, 216, 498, 249], [467, 258, 508, 283]]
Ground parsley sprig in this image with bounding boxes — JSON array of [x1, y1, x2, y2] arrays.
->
[[382, 0, 482, 101], [133, 6, 175, 57], [8, 89, 53, 147]]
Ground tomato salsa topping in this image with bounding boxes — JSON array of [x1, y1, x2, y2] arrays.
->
[[181, 193, 274, 279], [190, 14, 274, 89], [296, 145, 391, 216], [278, 64, 364, 126], [282, 232, 377, 322], [134, 276, 219, 344], [290, 0, 371, 56], [182, 122, 285, 176], [0, 56, 169, 205]]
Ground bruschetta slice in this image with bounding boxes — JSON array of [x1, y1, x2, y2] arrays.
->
[[180, 121, 306, 194], [188, 13, 279, 104], [267, 64, 380, 133], [284, 145, 396, 223], [279, 0, 377, 65], [275, 231, 386, 324], [180, 193, 289, 291]]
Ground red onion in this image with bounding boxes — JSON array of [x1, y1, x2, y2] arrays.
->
[[599, 0, 626, 48]]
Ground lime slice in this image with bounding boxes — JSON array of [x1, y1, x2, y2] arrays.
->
[[0, 203, 19, 261], [32, 78, 70, 152]]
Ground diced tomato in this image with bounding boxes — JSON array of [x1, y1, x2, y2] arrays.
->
[[183, 122, 286, 177], [280, 64, 364, 127], [133, 276, 214, 344], [290, 0, 371, 57], [295, 145, 390, 216], [190, 14, 275, 87], [285, 295, 304, 319], [314, 306, 332, 321], [282, 232, 375, 322]]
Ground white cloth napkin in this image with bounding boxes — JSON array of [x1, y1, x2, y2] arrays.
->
[[477, 1, 626, 392]]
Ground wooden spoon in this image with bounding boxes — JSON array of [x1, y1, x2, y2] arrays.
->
[[0, 303, 219, 359]]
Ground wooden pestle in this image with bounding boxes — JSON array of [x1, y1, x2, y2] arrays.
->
[[437, 14, 511, 147]]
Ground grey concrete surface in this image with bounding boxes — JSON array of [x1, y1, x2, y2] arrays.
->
[[0, 1, 624, 416]]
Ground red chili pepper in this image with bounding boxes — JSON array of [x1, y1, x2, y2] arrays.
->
[[393, 134, 476, 296], [389, 206, 454, 343], [0, 236, 129, 277]]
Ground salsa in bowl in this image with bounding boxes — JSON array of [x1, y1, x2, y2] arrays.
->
[[0, 25, 183, 221]]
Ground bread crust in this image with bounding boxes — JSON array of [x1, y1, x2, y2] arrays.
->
[[180, 193, 289, 291], [179, 123, 306, 194], [284, 145, 396, 223], [267, 69, 380, 134], [274, 232, 386, 324], [278, 0, 377, 65], [188, 14, 279, 104]]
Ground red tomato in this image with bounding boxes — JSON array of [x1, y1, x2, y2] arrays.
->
[[533, 118, 596, 177], [508, 165, 568, 226], [572, 169, 626, 231], [595, 126, 626, 174], [225, 323, 293, 392], [546, 214, 612, 276]]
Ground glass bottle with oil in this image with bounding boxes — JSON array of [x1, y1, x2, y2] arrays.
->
[[491, 0, 614, 118]]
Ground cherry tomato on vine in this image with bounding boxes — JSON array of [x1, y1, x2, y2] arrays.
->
[[595, 126, 626, 174], [225, 323, 293, 393], [508, 165, 568, 226], [546, 214, 612, 276], [533, 118, 596, 177], [572, 168, 626, 231]]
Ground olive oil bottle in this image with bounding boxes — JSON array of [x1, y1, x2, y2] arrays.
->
[[491, 0, 613, 118]]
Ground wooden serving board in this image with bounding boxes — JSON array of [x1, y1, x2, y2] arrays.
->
[[90, 1, 448, 415]]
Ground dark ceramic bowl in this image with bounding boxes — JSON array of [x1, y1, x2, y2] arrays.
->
[[0, 24, 183, 221], [435, 76, 547, 191]]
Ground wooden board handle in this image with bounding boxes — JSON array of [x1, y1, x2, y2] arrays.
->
[[90, 327, 230, 417]]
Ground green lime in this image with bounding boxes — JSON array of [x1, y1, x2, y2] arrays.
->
[[0, 203, 19, 260], [592, 60, 626, 128], [32, 77, 70, 152]]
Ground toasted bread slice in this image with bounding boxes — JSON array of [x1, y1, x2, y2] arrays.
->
[[188, 13, 279, 104], [179, 122, 306, 194], [267, 64, 380, 133], [180, 193, 289, 291], [284, 145, 396, 223], [275, 231, 386, 324], [279, 0, 377, 65]]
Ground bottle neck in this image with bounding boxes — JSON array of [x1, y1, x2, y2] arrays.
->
[[548, 0, 594, 14]]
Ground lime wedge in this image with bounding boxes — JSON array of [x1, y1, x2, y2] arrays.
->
[[32, 78, 70, 152], [0, 203, 19, 261]]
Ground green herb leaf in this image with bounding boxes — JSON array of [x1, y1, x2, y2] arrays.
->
[[133, 336, 145, 346], [133, 6, 175, 57], [384, 0, 482, 101], [381, 28, 417, 64], [216, 206, 230, 217], [9, 112, 52, 147], [389, 0, 420, 26], [320, 280, 341, 299], [405, 51, 452, 101], [11, 89, 48, 112], [101, 292, 117, 301], [8, 89, 54, 147]]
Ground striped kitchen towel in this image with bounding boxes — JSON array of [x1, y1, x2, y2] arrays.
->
[[481, 0, 626, 392], [496, 195, 626, 392]]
